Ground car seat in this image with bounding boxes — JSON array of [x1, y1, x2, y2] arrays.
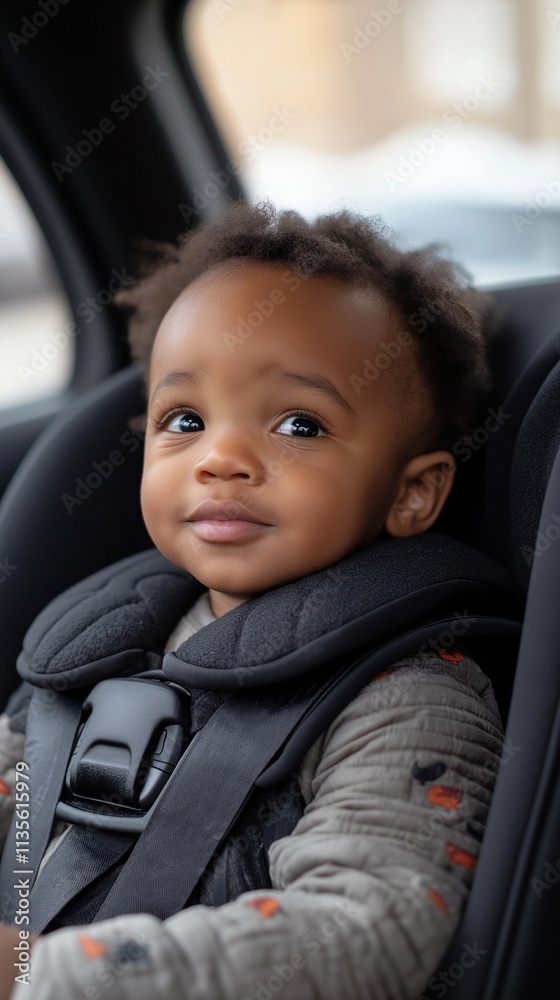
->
[[424, 324, 560, 999], [0, 365, 151, 709]]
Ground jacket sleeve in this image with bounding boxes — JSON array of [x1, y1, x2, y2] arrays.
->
[[11, 648, 505, 1000]]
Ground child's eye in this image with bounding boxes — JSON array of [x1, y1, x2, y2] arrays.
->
[[166, 410, 203, 433], [276, 411, 327, 438], [158, 408, 328, 437]]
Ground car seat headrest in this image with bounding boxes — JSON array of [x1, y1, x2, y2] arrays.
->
[[0, 365, 151, 711], [509, 361, 560, 592], [483, 323, 560, 591]]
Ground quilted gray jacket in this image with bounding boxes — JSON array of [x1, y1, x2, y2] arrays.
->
[[1, 644, 505, 1000]]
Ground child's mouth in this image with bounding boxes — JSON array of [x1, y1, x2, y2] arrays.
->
[[189, 519, 272, 542], [186, 498, 273, 541]]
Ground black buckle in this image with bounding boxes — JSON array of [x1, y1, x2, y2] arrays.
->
[[56, 676, 191, 833]]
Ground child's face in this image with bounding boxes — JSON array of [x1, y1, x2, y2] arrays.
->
[[141, 262, 454, 617]]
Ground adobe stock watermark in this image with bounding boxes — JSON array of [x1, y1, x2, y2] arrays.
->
[[51, 66, 170, 181], [531, 854, 560, 899], [178, 107, 296, 225], [376, 400, 510, 511], [416, 611, 476, 658], [511, 175, 560, 234], [18, 319, 79, 385], [213, 0, 245, 17], [0, 558, 18, 584], [222, 269, 305, 352], [239, 898, 363, 1000], [521, 512, 560, 568], [349, 328, 414, 394], [8, 0, 71, 53], [18, 267, 133, 385], [385, 75, 501, 191], [340, 0, 403, 62], [80, 927, 155, 994], [451, 407, 511, 463], [60, 426, 144, 515], [348, 296, 453, 395], [546, 5, 560, 30], [419, 941, 488, 998]]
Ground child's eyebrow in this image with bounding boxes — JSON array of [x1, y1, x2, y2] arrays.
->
[[150, 370, 203, 407], [264, 367, 356, 416], [149, 366, 356, 416]]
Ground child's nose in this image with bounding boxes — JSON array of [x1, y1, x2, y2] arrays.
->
[[192, 431, 265, 483]]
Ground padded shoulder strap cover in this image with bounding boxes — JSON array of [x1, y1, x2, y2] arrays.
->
[[17, 532, 523, 693], [16, 548, 204, 687]]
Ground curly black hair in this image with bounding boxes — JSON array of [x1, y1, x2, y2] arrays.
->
[[116, 198, 493, 452]]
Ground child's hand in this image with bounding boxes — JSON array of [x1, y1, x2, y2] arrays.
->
[[0, 923, 38, 999]]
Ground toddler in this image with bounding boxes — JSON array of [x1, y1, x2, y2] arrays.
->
[[0, 200, 507, 1000]]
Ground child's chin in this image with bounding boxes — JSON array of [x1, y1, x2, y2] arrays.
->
[[212, 566, 309, 600], [192, 566, 270, 596]]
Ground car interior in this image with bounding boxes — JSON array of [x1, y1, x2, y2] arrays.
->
[[0, 2, 559, 997]]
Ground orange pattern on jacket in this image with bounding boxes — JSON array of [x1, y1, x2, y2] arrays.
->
[[77, 935, 109, 959], [447, 844, 477, 869], [438, 649, 464, 663], [428, 888, 448, 914], [245, 896, 281, 918], [428, 785, 463, 809]]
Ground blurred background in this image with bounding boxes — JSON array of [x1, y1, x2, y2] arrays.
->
[[1, 0, 559, 407]]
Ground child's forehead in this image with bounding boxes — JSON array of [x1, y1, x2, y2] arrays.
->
[[155, 291, 384, 404], [160, 260, 397, 342], [150, 263, 417, 392]]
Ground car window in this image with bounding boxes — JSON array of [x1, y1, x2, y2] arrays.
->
[[0, 157, 74, 410], [185, 0, 560, 287]]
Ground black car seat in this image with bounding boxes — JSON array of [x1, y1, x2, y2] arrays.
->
[[0, 365, 151, 709], [485, 323, 560, 586], [426, 327, 560, 1000]]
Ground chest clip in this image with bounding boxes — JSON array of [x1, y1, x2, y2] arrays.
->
[[56, 676, 191, 833]]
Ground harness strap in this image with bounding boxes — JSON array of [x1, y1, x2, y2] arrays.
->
[[253, 615, 522, 787], [0, 689, 83, 923], [28, 827, 134, 932]]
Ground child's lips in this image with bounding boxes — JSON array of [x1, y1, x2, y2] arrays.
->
[[186, 499, 273, 540], [189, 519, 272, 542]]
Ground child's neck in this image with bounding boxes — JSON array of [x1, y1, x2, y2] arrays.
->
[[208, 589, 259, 618]]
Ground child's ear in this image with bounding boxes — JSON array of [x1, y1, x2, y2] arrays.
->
[[385, 451, 456, 537]]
